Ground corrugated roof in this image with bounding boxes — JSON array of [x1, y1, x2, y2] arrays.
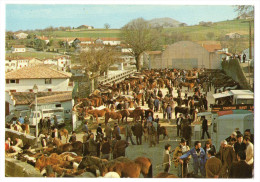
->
[[30, 92, 72, 106], [10, 91, 72, 105], [5, 66, 71, 79]]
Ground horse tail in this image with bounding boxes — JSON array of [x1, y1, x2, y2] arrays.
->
[[147, 163, 153, 178]]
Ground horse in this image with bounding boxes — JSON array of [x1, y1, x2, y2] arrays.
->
[[158, 126, 169, 140], [105, 111, 122, 124], [136, 93, 143, 106], [117, 109, 130, 123], [134, 157, 153, 178], [85, 108, 110, 123], [154, 172, 178, 178], [174, 106, 190, 118]]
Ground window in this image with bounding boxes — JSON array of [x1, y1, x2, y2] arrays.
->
[[56, 104, 61, 107], [5, 63, 9, 66], [48, 89, 52, 92], [10, 90, 16, 93], [16, 79, 19, 84], [6, 79, 9, 84], [10, 80, 16, 83], [45, 79, 52, 84], [29, 89, 33, 92]]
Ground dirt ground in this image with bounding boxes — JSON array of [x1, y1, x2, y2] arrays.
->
[[68, 85, 216, 177]]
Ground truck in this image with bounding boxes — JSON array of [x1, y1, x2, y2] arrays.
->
[[29, 107, 65, 126], [197, 110, 254, 150]]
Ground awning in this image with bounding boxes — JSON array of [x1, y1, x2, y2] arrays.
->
[[236, 95, 254, 99], [213, 91, 233, 99]]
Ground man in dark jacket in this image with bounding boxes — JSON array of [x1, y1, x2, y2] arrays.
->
[[133, 121, 143, 145], [125, 121, 136, 145], [201, 116, 210, 139], [234, 134, 246, 155], [229, 151, 252, 178]]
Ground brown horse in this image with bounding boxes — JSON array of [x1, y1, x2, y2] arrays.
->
[[154, 172, 178, 178], [136, 93, 143, 106], [118, 109, 130, 123], [180, 82, 195, 90], [85, 108, 110, 123], [174, 106, 190, 118], [105, 111, 122, 124], [134, 157, 153, 178]]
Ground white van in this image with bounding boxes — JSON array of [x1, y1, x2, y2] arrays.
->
[[29, 107, 64, 126]]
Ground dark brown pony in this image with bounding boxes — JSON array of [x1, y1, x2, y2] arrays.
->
[[174, 106, 190, 118]]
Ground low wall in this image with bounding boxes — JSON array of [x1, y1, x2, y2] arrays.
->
[[5, 128, 36, 146], [5, 157, 42, 177], [221, 59, 252, 91]]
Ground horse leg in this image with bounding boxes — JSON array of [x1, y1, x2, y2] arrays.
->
[[96, 115, 99, 124]]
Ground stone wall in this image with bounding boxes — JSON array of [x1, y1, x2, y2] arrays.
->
[[5, 158, 42, 177]]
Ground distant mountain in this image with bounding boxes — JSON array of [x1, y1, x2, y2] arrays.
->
[[148, 17, 186, 28]]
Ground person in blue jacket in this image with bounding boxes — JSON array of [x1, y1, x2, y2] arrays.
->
[[178, 141, 207, 177]]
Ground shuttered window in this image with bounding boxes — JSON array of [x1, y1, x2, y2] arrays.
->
[[6, 79, 9, 84]]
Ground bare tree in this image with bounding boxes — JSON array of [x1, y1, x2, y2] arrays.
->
[[121, 18, 161, 71], [104, 23, 111, 29], [234, 5, 254, 17], [78, 46, 120, 79]]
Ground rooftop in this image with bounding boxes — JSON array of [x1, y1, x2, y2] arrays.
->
[[5, 65, 72, 79], [202, 44, 222, 53], [12, 45, 25, 48], [9, 91, 72, 105]]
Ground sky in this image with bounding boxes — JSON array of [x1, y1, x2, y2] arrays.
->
[[5, 4, 239, 31]]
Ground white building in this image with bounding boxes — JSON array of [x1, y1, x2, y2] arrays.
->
[[5, 57, 44, 72], [102, 38, 121, 46], [11, 45, 26, 53], [14, 32, 28, 39], [43, 56, 71, 71], [5, 66, 74, 116], [5, 65, 73, 92]]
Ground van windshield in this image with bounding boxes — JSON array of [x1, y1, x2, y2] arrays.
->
[[30, 112, 34, 118]]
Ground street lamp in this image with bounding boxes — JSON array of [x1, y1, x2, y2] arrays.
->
[[33, 84, 38, 145]]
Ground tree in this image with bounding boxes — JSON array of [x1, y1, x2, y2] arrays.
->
[[234, 5, 254, 17], [104, 23, 111, 29], [78, 46, 120, 79], [121, 18, 162, 71], [206, 32, 215, 40], [34, 39, 47, 51]]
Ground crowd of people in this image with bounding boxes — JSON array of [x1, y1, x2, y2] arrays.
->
[[162, 127, 254, 178]]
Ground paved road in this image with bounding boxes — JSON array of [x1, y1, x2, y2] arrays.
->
[[68, 84, 217, 177]]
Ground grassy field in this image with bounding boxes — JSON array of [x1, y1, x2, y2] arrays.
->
[[163, 19, 254, 41], [5, 51, 63, 59], [6, 19, 254, 52]]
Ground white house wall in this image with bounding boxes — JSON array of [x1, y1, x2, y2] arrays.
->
[[5, 78, 71, 92]]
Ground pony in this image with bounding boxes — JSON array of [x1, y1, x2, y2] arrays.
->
[[154, 172, 178, 178], [85, 108, 110, 123], [105, 111, 122, 124], [174, 106, 190, 118]]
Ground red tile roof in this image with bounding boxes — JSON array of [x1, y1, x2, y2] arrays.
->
[[12, 45, 25, 48], [30, 92, 72, 106], [146, 51, 162, 55], [202, 44, 222, 52], [5, 65, 71, 79]]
